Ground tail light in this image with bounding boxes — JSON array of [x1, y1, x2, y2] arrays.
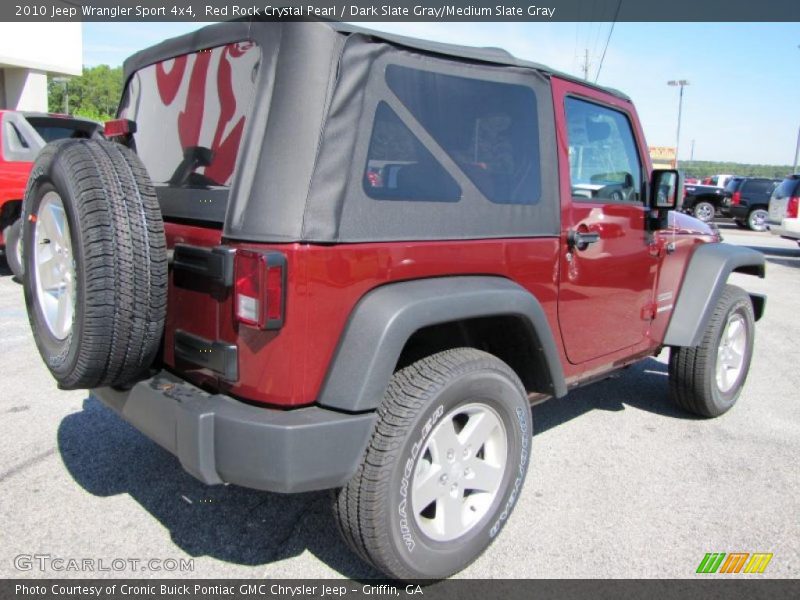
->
[[234, 250, 286, 330], [731, 191, 741, 206], [787, 197, 800, 219], [103, 118, 136, 138]]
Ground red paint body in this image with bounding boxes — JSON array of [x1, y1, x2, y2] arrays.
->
[[0, 110, 34, 246], [161, 77, 715, 408]]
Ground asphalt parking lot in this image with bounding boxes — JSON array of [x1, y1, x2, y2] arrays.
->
[[0, 223, 798, 579]]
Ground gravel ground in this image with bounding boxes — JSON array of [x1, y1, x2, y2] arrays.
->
[[1, 223, 798, 579]]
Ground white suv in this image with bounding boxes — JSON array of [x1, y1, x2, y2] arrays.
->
[[768, 175, 800, 246]]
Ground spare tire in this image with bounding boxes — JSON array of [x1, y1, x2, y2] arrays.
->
[[22, 139, 167, 390]]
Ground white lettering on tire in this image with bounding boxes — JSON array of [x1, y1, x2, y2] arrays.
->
[[398, 404, 444, 552], [490, 406, 528, 538]]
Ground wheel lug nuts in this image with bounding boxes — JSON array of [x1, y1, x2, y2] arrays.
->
[[446, 449, 455, 462], [450, 483, 458, 493], [439, 474, 448, 484], [464, 467, 471, 477], [463, 446, 471, 458]]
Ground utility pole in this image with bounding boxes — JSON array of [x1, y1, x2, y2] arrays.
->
[[582, 49, 590, 80], [794, 45, 799, 173], [667, 80, 689, 169], [690, 139, 695, 162]]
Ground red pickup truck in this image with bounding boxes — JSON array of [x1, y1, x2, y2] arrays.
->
[[19, 22, 765, 580], [0, 110, 102, 277]]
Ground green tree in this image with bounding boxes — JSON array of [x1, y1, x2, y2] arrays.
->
[[679, 160, 794, 180], [48, 65, 123, 122]]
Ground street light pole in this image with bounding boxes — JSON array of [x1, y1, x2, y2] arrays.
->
[[794, 46, 799, 173], [51, 77, 70, 115], [667, 80, 689, 169]]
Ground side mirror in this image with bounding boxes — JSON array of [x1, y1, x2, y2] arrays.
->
[[648, 169, 682, 229]]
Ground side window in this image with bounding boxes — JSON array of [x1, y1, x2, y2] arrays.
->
[[362, 64, 541, 205], [564, 97, 643, 203], [363, 102, 461, 202], [742, 180, 775, 196], [774, 178, 800, 199]]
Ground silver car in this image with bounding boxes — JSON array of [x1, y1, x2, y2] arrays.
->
[[768, 175, 800, 246]]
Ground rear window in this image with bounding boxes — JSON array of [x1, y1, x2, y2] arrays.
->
[[24, 117, 97, 142], [724, 178, 743, 193], [772, 177, 800, 200], [363, 64, 541, 205], [120, 42, 260, 189]]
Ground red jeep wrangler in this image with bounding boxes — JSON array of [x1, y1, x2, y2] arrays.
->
[[20, 21, 765, 580]]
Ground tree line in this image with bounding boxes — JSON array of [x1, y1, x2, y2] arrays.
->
[[679, 160, 795, 179], [48, 65, 123, 122]]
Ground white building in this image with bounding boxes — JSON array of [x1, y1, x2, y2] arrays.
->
[[0, 23, 82, 112]]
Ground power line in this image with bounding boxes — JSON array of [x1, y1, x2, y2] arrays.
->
[[594, 0, 623, 83]]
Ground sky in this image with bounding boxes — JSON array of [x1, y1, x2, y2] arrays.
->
[[83, 21, 800, 166]]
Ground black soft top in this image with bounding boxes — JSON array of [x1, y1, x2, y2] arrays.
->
[[123, 19, 630, 101], [119, 20, 609, 243]]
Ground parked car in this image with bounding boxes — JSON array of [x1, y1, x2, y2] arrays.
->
[[701, 174, 734, 188], [19, 21, 766, 581], [681, 182, 727, 222], [722, 177, 782, 231], [0, 111, 103, 278], [767, 174, 800, 246]]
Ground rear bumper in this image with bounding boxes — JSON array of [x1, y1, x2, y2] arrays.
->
[[92, 372, 376, 493], [768, 219, 800, 240], [728, 205, 750, 221]]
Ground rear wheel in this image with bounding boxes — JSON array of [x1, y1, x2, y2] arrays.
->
[[747, 208, 769, 232], [333, 348, 531, 580], [3, 218, 23, 280], [668, 285, 754, 417], [693, 201, 715, 222], [22, 139, 167, 389]]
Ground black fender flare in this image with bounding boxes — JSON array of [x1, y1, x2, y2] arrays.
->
[[663, 243, 765, 348], [317, 276, 568, 413]]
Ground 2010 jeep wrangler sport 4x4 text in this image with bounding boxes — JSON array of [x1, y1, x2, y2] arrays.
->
[[21, 21, 766, 580]]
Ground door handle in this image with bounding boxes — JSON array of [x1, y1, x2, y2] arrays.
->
[[567, 229, 600, 251]]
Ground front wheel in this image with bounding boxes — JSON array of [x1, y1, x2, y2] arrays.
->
[[747, 208, 769, 232], [693, 201, 715, 222], [333, 348, 531, 580], [669, 285, 755, 417]]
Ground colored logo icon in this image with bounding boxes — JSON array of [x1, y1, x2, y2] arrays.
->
[[696, 552, 773, 574]]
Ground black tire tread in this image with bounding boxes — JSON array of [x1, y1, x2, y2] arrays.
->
[[333, 347, 524, 580], [668, 284, 753, 417], [4, 218, 23, 279], [23, 139, 166, 389]]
